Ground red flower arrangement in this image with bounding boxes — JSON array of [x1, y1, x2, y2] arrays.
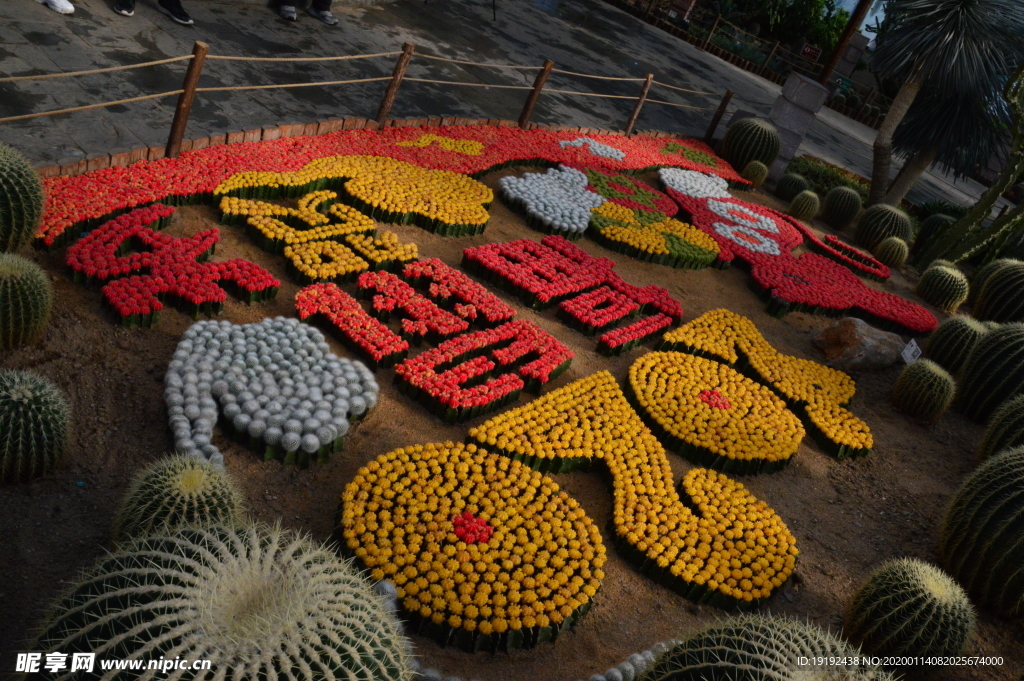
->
[[402, 258, 516, 326], [699, 389, 732, 410], [451, 510, 495, 545], [597, 313, 674, 356], [559, 286, 640, 335], [356, 270, 470, 343]]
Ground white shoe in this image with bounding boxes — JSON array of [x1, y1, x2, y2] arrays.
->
[[36, 0, 75, 13]]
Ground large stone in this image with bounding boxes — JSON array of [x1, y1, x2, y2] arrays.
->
[[768, 72, 830, 182], [812, 318, 905, 371]]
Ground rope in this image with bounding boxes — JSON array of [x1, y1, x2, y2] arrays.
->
[[646, 98, 717, 110], [413, 54, 539, 70], [205, 51, 401, 62], [652, 80, 717, 96], [543, 88, 638, 99], [0, 90, 183, 124], [195, 77, 391, 93], [403, 78, 533, 89], [0, 55, 193, 83], [550, 68, 646, 82]]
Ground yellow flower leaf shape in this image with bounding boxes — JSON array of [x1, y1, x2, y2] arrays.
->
[[341, 441, 606, 651], [395, 134, 486, 156], [468, 370, 798, 608], [589, 201, 720, 268], [661, 308, 873, 456]]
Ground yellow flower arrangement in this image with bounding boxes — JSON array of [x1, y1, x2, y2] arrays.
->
[[341, 441, 605, 650], [588, 201, 720, 269], [345, 230, 419, 271], [396, 134, 486, 156], [283, 240, 369, 284], [468, 371, 798, 608], [661, 309, 873, 457]]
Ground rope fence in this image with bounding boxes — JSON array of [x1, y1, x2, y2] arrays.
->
[[414, 53, 539, 70], [195, 77, 391, 94], [0, 55, 193, 83], [403, 78, 533, 90], [652, 80, 717, 96], [0, 90, 184, 124], [204, 51, 400, 62], [550, 68, 646, 82]]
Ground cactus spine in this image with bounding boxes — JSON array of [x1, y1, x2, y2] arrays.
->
[[740, 160, 769, 188], [720, 118, 781, 171], [638, 614, 895, 681], [845, 558, 975, 658], [956, 323, 1024, 421], [113, 455, 247, 541], [891, 359, 955, 421], [854, 204, 913, 251], [0, 143, 45, 252], [774, 173, 810, 202], [973, 259, 1024, 323], [787, 190, 820, 221], [925, 315, 988, 374], [0, 253, 52, 351], [939, 447, 1024, 618], [873, 236, 908, 269], [977, 394, 1024, 460], [0, 369, 70, 483], [915, 265, 969, 313], [33, 523, 416, 681], [821, 185, 863, 230], [967, 258, 1018, 309]]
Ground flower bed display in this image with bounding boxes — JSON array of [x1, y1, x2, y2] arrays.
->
[[659, 168, 935, 333], [394, 319, 573, 423], [468, 370, 798, 608], [805, 234, 890, 282], [661, 309, 873, 458], [284, 240, 370, 284], [341, 441, 606, 651], [356, 270, 471, 343], [165, 317, 379, 467], [64, 205, 279, 327], [558, 137, 627, 160], [344, 230, 419, 271], [396, 134, 486, 155], [629, 352, 805, 474], [36, 125, 743, 248], [402, 258, 517, 327]]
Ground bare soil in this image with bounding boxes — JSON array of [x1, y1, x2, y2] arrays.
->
[[2, 171, 1021, 680]]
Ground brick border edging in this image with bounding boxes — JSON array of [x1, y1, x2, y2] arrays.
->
[[35, 117, 684, 179]]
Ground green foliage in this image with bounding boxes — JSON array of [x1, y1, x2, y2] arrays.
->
[[873, 236, 909, 269], [786, 156, 870, 203], [774, 173, 810, 202], [915, 265, 969, 314], [891, 359, 956, 421], [977, 394, 1024, 461], [925, 316, 988, 374], [720, 118, 781, 173], [744, 0, 851, 54], [787, 190, 820, 221], [0, 143, 45, 253], [740, 160, 769, 188], [918, 200, 969, 221], [939, 447, 1024, 618], [114, 455, 247, 541], [846, 558, 975, 658], [973, 259, 1024, 322], [821, 185, 863, 230], [0, 369, 69, 484], [957, 323, 1024, 421], [855, 204, 913, 251], [0, 253, 52, 351], [910, 214, 956, 264], [33, 523, 416, 680]]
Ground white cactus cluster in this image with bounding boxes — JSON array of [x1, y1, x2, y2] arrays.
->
[[165, 317, 379, 466], [558, 136, 628, 160], [658, 167, 731, 199], [498, 165, 605, 236]]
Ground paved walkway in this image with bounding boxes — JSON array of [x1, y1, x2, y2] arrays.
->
[[0, 0, 1001, 208]]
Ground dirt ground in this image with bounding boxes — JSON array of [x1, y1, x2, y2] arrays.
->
[[2, 169, 1021, 681]]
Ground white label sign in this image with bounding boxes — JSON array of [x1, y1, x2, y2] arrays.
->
[[902, 338, 922, 364]]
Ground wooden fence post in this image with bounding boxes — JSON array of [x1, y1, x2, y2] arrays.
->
[[165, 41, 209, 160], [703, 89, 733, 144], [702, 14, 720, 50], [376, 43, 415, 127], [624, 73, 654, 137], [760, 41, 780, 77], [519, 59, 554, 129]]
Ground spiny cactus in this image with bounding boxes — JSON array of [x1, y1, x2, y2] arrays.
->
[[967, 258, 1019, 309], [957, 323, 1024, 422], [774, 173, 810, 202], [855, 204, 913, 251], [927, 259, 956, 270], [0, 369, 69, 484], [910, 214, 955, 260], [638, 614, 895, 681], [925, 315, 988, 374], [0, 143, 45, 252], [33, 523, 416, 681], [978, 395, 1024, 461], [787, 190, 820, 221], [984, 320, 1002, 331], [822, 185, 863, 230], [973, 259, 1024, 323], [891, 359, 955, 421], [845, 558, 975, 658], [0, 253, 52, 351], [916, 265, 969, 314], [846, 94, 862, 109], [741, 159, 769, 188], [831, 93, 848, 107], [113, 455, 247, 541], [873, 236, 908, 269], [939, 447, 1024, 618], [720, 118, 781, 171]]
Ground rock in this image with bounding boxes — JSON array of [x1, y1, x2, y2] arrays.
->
[[812, 317, 904, 371]]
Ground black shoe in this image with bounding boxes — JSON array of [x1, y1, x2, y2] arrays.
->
[[113, 0, 135, 15], [158, 0, 193, 24]]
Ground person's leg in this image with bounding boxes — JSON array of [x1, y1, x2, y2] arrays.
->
[[157, 0, 193, 24], [311, 0, 331, 10], [112, 0, 136, 16], [277, 0, 298, 20], [34, 0, 75, 14], [308, 0, 338, 24]]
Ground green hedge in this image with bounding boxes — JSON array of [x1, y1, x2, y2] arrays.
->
[[785, 156, 869, 204]]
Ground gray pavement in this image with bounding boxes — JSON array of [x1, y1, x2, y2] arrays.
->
[[0, 0, 1000, 208]]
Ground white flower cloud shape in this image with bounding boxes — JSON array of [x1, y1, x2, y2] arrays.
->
[[498, 165, 606, 236], [558, 136, 628, 161]]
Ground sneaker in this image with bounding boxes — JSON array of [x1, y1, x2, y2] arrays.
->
[[35, 0, 75, 14], [113, 0, 135, 16], [279, 4, 297, 19], [158, 0, 193, 24], [307, 7, 338, 24]]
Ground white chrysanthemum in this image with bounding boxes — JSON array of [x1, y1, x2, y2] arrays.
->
[[499, 165, 605, 235], [659, 167, 731, 199], [558, 136, 627, 160]]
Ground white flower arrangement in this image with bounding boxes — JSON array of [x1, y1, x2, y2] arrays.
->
[[658, 167, 731, 199], [558, 136, 627, 161], [498, 165, 605, 236], [164, 317, 379, 467], [705, 199, 782, 255]]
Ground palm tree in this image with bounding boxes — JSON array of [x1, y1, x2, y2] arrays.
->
[[866, 0, 1024, 205]]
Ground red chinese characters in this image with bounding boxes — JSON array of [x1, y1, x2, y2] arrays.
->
[[356, 270, 470, 343], [402, 258, 516, 326]]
